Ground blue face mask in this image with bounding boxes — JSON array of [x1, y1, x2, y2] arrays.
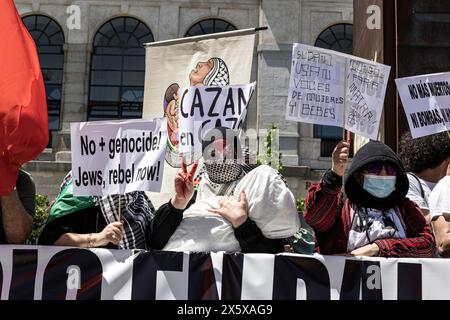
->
[[363, 174, 396, 198]]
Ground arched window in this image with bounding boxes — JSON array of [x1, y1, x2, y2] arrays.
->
[[315, 23, 353, 54], [314, 23, 353, 157], [22, 15, 65, 134], [88, 17, 154, 120], [185, 18, 236, 37]]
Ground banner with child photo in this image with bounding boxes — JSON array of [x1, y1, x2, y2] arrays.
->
[[142, 29, 256, 206]]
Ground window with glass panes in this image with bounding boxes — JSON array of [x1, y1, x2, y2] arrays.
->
[[185, 18, 236, 37], [88, 17, 153, 120], [22, 15, 65, 136]]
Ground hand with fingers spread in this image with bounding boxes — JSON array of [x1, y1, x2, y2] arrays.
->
[[97, 221, 124, 246], [208, 191, 249, 228], [332, 140, 350, 177], [171, 158, 199, 210]]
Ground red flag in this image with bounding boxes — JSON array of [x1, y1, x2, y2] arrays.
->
[[0, 0, 48, 195]]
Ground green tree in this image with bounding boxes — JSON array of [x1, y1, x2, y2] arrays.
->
[[257, 123, 283, 172], [28, 194, 50, 244]]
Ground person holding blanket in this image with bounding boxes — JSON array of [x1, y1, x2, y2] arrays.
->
[[150, 127, 300, 253], [304, 140, 435, 257]]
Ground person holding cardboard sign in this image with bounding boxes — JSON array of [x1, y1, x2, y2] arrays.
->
[[304, 140, 435, 257], [149, 127, 300, 253]]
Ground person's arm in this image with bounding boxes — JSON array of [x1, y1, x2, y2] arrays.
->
[[432, 213, 450, 257], [147, 159, 199, 250], [422, 209, 431, 225], [1, 189, 33, 244], [373, 200, 436, 258], [304, 170, 345, 233], [54, 222, 123, 248], [304, 141, 348, 233], [234, 218, 284, 253], [147, 196, 195, 249]]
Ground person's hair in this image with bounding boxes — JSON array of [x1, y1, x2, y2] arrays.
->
[[398, 130, 450, 173], [164, 83, 179, 103]]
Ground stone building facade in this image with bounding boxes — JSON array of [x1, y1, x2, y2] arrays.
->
[[15, 0, 353, 200]]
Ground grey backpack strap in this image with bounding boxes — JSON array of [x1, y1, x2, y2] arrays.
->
[[408, 172, 425, 199]]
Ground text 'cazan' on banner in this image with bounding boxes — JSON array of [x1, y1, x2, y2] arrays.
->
[[178, 82, 256, 156], [70, 118, 167, 196], [286, 43, 391, 140]]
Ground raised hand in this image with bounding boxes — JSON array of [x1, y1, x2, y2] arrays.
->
[[331, 141, 350, 177], [171, 157, 199, 210], [208, 191, 249, 228]]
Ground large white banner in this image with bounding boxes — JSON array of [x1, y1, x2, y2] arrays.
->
[[286, 43, 391, 140], [70, 118, 167, 196], [178, 82, 256, 154], [1, 246, 449, 300], [395, 72, 450, 138], [142, 30, 255, 207]]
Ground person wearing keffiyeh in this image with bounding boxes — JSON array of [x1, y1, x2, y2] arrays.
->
[[150, 127, 300, 253], [38, 172, 167, 250]]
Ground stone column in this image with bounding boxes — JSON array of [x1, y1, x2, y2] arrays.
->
[[258, 0, 301, 166], [158, 3, 180, 40], [52, 2, 90, 161]]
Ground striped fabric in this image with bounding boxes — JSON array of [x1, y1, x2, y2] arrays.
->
[[59, 171, 155, 250], [98, 192, 155, 250]]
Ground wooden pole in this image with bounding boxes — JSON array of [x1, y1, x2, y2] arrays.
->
[[343, 58, 348, 142]]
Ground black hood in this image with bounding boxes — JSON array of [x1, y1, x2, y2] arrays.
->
[[344, 141, 409, 210]]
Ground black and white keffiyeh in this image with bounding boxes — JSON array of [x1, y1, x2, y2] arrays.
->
[[98, 192, 155, 250], [203, 159, 244, 185], [60, 171, 155, 250], [203, 57, 229, 86]]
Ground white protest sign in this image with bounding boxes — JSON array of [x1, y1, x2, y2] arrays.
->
[[346, 58, 390, 139], [395, 72, 450, 138], [70, 118, 167, 196], [286, 43, 391, 140], [286, 43, 345, 127], [178, 82, 256, 154]]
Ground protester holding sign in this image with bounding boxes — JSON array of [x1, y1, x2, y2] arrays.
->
[[39, 172, 167, 250], [399, 131, 450, 224], [429, 166, 450, 257], [304, 140, 435, 257], [150, 127, 300, 253]]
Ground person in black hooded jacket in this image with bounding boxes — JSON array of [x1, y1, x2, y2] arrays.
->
[[304, 140, 435, 257]]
